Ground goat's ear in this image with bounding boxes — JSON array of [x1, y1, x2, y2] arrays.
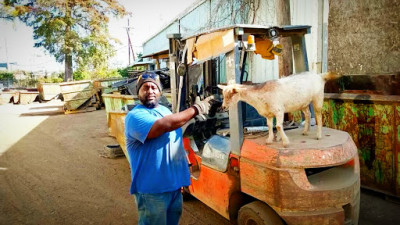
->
[[232, 88, 238, 94], [217, 84, 225, 90]]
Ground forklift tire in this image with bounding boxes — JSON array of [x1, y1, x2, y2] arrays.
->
[[238, 201, 283, 225]]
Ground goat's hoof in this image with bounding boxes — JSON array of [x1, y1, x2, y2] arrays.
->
[[266, 139, 274, 144], [302, 132, 308, 136], [282, 143, 289, 148], [316, 136, 322, 140]]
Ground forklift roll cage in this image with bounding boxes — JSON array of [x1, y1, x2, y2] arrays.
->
[[168, 24, 311, 155]]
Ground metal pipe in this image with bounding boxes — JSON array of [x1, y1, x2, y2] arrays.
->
[[244, 126, 269, 133]]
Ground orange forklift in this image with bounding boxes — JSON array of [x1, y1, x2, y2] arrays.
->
[[168, 25, 360, 225]]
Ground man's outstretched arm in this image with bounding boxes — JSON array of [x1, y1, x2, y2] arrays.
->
[[147, 96, 214, 139]]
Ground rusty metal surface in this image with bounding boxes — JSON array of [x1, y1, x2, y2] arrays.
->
[[240, 127, 360, 224], [323, 93, 400, 197], [325, 74, 400, 96], [241, 127, 357, 168]]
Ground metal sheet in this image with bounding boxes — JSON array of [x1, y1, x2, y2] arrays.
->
[[93, 78, 125, 94], [180, 0, 211, 35], [108, 111, 128, 159], [59, 80, 91, 92], [37, 83, 61, 101], [0, 91, 17, 104], [19, 92, 39, 104], [193, 29, 235, 62], [290, 0, 323, 72], [226, 48, 243, 156], [322, 93, 400, 196], [187, 152, 240, 220], [102, 93, 137, 122], [60, 80, 95, 111], [62, 90, 95, 102]]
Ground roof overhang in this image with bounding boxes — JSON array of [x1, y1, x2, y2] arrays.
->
[[132, 60, 155, 67], [141, 49, 169, 60]]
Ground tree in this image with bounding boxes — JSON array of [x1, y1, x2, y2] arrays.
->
[[0, 71, 14, 80], [207, 0, 260, 28], [2, 0, 127, 81], [136, 52, 143, 61]]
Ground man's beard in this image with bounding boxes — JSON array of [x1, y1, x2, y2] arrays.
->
[[139, 95, 160, 108]]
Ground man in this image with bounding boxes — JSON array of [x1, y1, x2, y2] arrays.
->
[[125, 71, 213, 225]]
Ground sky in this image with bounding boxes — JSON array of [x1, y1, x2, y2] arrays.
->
[[0, 0, 198, 73]]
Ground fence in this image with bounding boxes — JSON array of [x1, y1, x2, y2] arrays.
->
[[0, 79, 14, 89]]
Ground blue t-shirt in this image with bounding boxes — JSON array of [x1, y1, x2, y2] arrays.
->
[[124, 104, 191, 194]]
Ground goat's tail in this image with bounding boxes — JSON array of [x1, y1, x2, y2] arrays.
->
[[321, 71, 342, 81]]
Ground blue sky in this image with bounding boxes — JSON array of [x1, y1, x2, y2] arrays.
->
[[0, 0, 197, 72]]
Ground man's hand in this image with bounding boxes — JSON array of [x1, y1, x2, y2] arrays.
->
[[147, 95, 214, 139], [193, 96, 214, 115]]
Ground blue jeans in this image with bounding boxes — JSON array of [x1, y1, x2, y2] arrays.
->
[[134, 189, 183, 225]]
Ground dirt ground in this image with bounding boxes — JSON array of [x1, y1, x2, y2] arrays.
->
[[0, 102, 229, 225], [0, 101, 399, 225]]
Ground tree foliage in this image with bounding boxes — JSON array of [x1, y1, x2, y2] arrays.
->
[[1, 0, 128, 81], [117, 66, 129, 78], [0, 71, 14, 80], [207, 0, 260, 28]]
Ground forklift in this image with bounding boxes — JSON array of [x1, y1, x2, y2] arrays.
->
[[168, 24, 360, 225]]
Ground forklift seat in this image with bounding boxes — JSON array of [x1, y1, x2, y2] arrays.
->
[[201, 135, 231, 172]]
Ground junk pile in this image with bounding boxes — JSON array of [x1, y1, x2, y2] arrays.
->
[[111, 69, 170, 95]]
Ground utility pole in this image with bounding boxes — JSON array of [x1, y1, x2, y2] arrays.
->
[[126, 19, 135, 65], [275, 0, 293, 77], [5, 38, 9, 71]]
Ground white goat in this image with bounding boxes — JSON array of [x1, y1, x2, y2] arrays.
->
[[217, 71, 340, 147]]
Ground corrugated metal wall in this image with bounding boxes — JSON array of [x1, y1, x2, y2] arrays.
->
[[247, 0, 279, 82], [180, 1, 211, 35], [209, 0, 234, 28], [143, 0, 325, 82], [290, 0, 329, 73]]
